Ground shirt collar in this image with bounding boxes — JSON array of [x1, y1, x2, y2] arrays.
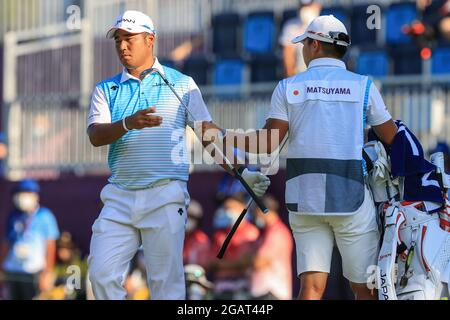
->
[[308, 58, 346, 70], [120, 57, 165, 83]]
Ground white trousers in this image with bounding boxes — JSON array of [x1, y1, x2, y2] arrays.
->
[[88, 180, 189, 300]]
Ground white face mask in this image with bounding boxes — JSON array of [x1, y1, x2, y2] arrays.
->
[[13, 193, 38, 213], [213, 207, 241, 229], [255, 218, 266, 229], [185, 217, 198, 233]]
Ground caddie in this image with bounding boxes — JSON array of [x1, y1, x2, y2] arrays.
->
[[224, 15, 398, 299]]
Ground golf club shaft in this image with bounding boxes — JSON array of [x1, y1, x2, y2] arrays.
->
[[217, 136, 288, 259], [144, 68, 268, 213], [217, 198, 252, 259]]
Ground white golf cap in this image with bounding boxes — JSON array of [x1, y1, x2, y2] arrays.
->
[[106, 10, 156, 39], [292, 15, 350, 47]]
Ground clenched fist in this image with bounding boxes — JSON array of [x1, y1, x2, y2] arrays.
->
[[241, 168, 271, 197]]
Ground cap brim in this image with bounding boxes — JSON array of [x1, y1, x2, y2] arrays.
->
[[292, 32, 351, 47], [106, 27, 148, 39], [291, 33, 307, 44]]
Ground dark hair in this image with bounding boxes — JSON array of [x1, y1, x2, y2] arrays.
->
[[222, 192, 248, 206], [306, 35, 349, 59], [321, 42, 348, 58]]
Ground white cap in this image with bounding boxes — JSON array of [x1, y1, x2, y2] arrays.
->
[[292, 15, 350, 47], [106, 10, 156, 39]]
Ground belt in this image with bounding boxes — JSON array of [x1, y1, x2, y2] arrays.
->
[[147, 178, 176, 189], [112, 178, 178, 191]]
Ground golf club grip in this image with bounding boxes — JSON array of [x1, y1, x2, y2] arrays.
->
[[217, 207, 248, 259], [232, 168, 268, 213]]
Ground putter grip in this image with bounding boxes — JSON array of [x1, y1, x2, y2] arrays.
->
[[232, 168, 268, 213], [217, 207, 248, 259]]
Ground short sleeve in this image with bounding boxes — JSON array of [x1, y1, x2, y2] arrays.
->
[[366, 82, 392, 126], [266, 81, 289, 122], [87, 86, 111, 128], [43, 210, 60, 240], [187, 77, 212, 128]]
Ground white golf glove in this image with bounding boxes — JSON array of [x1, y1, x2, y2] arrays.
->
[[241, 168, 271, 197]]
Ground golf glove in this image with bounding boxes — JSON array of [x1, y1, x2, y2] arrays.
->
[[241, 168, 271, 197]]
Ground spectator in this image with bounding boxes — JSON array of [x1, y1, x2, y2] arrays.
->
[[39, 231, 88, 300], [183, 200, 211, 269], [250, 195, 293, 300], [209, 194, 259, 299], [185, 264, 214, 300], [418, 0, 450, 43], [124, 249, 150, 300], [0, 133, 8, 178], [279, 0, 321, 76], [0, 179, 60, 300], [215, 148, 248, 203]]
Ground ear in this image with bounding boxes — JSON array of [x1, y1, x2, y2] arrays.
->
[[312, 40, 320, 51], [145, 33, 155, 47]]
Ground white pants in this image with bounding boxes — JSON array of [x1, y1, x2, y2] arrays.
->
[[289, 186, 380, 284], [88, 180, 189, 300]]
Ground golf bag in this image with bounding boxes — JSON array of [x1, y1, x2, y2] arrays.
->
[[364, 139, 450, 300], [377, 200, 450, 300]]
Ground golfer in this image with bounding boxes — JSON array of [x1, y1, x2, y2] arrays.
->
[[225, 15, 398, 299], [86, 10, 270, 300]]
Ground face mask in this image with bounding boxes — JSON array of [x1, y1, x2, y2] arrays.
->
[[185, 218, 198, 233], [13, 193, 38, 213], [255, 218, 266, 229], [299, 7, 319, 25], [213, 208, 241, 229]]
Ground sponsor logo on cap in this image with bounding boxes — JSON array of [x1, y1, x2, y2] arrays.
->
[[116, 18, 135, 25]]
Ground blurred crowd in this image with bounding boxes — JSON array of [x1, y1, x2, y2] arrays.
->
[[1, 139, 449, 300], [0, 179, 90, 300], [0, 170, 294, 300]]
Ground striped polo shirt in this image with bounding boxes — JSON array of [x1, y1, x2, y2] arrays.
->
[[87, 58, 212, 190]]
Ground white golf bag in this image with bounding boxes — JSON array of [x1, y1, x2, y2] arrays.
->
[[365, 142, 450, 300], [378, 201, 450, 300]]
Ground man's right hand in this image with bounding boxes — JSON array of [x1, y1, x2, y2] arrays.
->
[[241, 168, 271, 197], [125, 106, 163, 130]]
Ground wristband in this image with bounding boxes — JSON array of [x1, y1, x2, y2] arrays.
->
[[122, 117, 130, 132]]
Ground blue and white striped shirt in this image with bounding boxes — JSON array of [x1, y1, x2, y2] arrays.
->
[[87, 58, 212, 190]]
